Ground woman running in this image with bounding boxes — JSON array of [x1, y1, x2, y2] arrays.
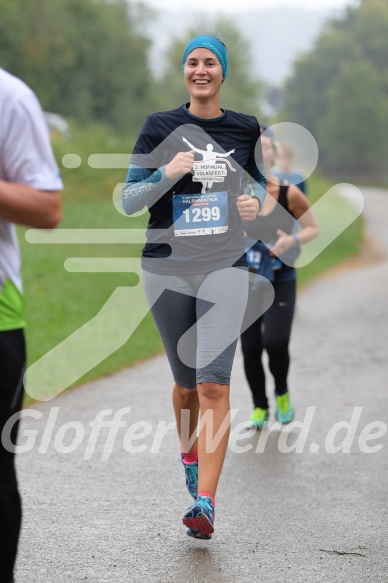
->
[[241, 127, 319, 428], [122, 35, 266, 539]]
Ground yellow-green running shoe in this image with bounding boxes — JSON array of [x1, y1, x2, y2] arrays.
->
[[249, 407, 268, 429], [275, 391, 294, 423]]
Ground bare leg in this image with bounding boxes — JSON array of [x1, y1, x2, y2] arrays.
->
[[172, 383, 199, 453], [197, 382, 230, 497]]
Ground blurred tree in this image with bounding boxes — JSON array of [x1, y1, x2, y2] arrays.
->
[[155, 17, 263, 117], [281, 29, 362, 138], [279, 0, 388, 179], [319, 59, 386, 177], [0, 0, 157, 135]]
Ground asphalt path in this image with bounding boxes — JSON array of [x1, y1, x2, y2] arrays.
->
[[14, 187, 388, 582]]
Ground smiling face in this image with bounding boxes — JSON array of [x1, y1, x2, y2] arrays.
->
[[183, 48, 223, 102]]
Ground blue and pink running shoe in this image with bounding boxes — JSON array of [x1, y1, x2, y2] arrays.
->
[[183, 495, 215, 539]]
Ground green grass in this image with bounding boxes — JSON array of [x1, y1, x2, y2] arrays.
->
[[19, 127, 364, 404], [20, 125, 163, 403], [295, 175, 364, 289]]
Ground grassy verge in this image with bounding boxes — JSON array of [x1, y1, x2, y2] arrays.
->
[[295, 175, 364, 289], [20, 125, 164, 404], [19, 128, 364, 404]]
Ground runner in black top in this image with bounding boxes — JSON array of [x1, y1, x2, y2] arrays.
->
[[122, 35, 266, 539], [241, 126, 319, 428]]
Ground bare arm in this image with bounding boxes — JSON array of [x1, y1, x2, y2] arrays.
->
[[270, 185, 319, 256], [288, 184, 319, 243], [0, 180, 62, 229], [0, 90, 63, 228]]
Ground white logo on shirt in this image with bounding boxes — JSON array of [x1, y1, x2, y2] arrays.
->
[[182, 136, 236, 193]]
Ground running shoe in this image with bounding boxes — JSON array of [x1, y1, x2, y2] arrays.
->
[[181, 455, 198, 500], [182, 495, 215, 537], [275, 391, 294, 423], [248, 407, 269, 429], [186, 528, 212, 540]]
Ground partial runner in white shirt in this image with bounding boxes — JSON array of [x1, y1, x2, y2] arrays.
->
[[0, 67, 63, 583]]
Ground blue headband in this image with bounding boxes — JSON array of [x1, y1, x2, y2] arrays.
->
[[182, 35, 228, 80]]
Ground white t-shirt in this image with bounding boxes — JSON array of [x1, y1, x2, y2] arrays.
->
[[0, 68, 63, 330]]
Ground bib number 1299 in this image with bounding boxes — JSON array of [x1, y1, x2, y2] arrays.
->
[[183, 206, 221, 222], [173, 191, 228, 236]]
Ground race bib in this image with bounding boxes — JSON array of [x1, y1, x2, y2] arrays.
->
[[245, 240, 274, 282], [246, 248, 262, 269], [172, 192, 229, 237]]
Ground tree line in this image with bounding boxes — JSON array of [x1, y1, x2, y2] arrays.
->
[[0, 0, 156, 134], [1, 0, 387, 180], [0, 0, 261, 139], [280, 0, 388, 181]]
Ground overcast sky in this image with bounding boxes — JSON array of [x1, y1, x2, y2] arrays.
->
[[142, 0, 358, 12]]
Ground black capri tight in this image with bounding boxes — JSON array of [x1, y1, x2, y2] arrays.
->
[[240, 278, 296, 410]]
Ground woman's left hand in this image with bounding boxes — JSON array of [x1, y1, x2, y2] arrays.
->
[[270, 229, 296, 256], [237, 195, 260, 221]]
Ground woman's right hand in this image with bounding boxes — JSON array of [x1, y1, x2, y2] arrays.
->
[[165, 150, 195, 179]]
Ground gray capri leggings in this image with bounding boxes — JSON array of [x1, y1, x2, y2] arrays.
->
[[142, 267, 249, 388]]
